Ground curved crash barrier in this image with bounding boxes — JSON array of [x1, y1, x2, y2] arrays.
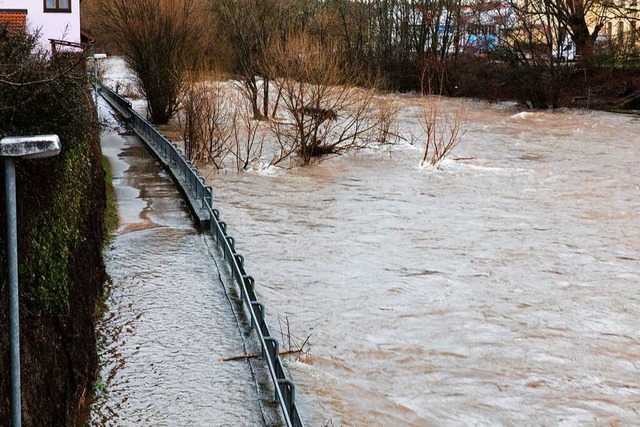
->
[[98, 83, 305, 427]]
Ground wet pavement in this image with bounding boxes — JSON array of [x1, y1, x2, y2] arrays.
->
[[87, 99, 267, 426]]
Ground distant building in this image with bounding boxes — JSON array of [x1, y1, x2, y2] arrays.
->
[[601, 0, 640, 52], [508, 0, 639, 59], [0, 0, 87, 54]]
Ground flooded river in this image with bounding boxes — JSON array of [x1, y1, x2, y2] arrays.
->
[[208, 99, 640, 425], [87, 100, 266, 425]]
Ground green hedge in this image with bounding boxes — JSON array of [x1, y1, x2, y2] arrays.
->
[[0, 31, 101, 315], [0, 28, 107, 426]]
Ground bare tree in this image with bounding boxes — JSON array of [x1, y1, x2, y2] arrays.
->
[[543, 0, 619, 59], [266, 33, 393, 166], [213, 0, 286, 119], [178, 76, 233, 169], [93, 0, 210, 123], [420, 96, 466, 166], [229, 103, 265, 171], [506, 0, 630, 61], [499, 0, 571, 107]]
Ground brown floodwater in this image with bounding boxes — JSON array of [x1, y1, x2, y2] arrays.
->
[[86, 100, 267, 426], [205, 98, 640, 425]]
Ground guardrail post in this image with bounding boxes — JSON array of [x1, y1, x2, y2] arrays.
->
[[234, 253, 244, 271], [225, 235, 235, 252], [209, 210, 216, 234], [264, 337, 279, 361], [203, 186, 213, 210], [250, 301, 264, 331], [264, 338, 282, 400], [242, 275, 255, 297], [278, 379, 296, 420]]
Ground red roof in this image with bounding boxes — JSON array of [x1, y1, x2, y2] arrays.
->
[[0, 12, 27, 34]]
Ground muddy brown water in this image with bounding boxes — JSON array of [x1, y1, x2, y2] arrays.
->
[[86, 101, 267, 426], [206, 99, 640, 426]]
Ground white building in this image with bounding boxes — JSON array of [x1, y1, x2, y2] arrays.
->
[[0, 0, 84, 54]]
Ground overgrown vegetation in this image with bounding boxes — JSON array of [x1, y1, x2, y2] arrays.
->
[[266, 34, 396, 166], [91, 0, 210, 124], [0, 30, 106, 425], [83, 0, 640, 112], [81, 0, 640, 169], [0, 32, 99, 314]]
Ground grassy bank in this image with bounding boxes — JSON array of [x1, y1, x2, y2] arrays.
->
[[103, 156, 119, 240]]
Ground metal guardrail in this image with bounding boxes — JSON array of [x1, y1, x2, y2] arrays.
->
[[97, 83, 304, 427]]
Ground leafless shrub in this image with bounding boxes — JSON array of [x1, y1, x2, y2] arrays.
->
[[229, 102, 265, 172], [420, 96, 467, 167], [373, 98, 401, 145], [277, 315, 312, 361], [265, 33, 392, 166], [94, 0, 211, 124], [177, 76, 233, 169], [115, 81, 140, 100]]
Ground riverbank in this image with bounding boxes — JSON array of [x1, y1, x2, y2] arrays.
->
[[449, 57, 640, 110], [564, 68, 640, 111]]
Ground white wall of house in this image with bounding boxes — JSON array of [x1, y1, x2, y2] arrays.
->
[[28, 0, 81, 45], [0, 0, 81, 50]]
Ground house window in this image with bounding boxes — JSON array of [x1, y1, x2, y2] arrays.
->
[[44, 0, 71, 13]]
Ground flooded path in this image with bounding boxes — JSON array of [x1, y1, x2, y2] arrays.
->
[[209, 100, 640, 425], [87, 100, 265, 426]]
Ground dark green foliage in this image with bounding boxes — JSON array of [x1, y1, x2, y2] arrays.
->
[[102, 156, 118, 239], [0, 31, 106, 425], [0, 32, 98, 315]]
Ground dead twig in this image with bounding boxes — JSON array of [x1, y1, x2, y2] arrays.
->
[[222, 347, 304, 362], [223, 316, 313, 362]]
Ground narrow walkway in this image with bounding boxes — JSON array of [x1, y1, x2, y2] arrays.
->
[[87, 99, 266, 426]]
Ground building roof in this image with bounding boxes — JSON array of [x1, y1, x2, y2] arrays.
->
[[0, 10, 27, 34]]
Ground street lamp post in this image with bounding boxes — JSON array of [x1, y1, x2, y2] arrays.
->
[[1, 135, 61, 427], [88, 53, 107, 106]]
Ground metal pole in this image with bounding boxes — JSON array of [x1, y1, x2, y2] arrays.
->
[[93, 59, 98, 107], [4, 158, 22, 427]]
